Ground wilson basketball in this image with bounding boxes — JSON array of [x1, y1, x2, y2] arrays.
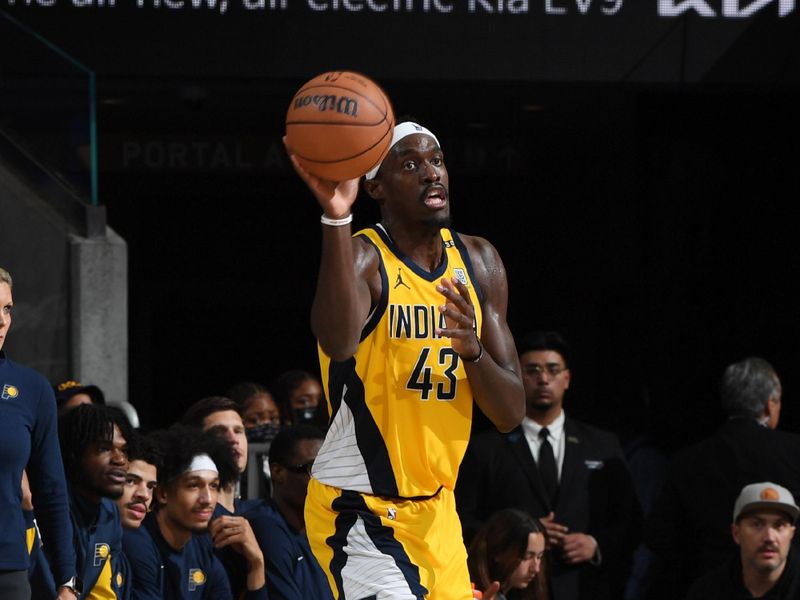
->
[[285, 71, 395, 181]]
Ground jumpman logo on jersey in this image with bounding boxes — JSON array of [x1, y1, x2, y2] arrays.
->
[[394, 268, 411, 290]]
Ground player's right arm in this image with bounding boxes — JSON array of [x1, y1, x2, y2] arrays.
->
[[285, 144, 377, 360]]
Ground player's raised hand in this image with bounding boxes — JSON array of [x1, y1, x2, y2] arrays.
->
[[284, 137, 359, 218], [435, 276, 481, 362]]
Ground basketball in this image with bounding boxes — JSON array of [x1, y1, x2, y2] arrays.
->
[[285, 71, 395, 181]]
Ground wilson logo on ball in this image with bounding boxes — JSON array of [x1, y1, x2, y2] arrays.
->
[[293, 94, 359, 117], [285, 70, 395, 181]]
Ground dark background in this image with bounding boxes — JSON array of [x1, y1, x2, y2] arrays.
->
[[5, 4, 800, 448]]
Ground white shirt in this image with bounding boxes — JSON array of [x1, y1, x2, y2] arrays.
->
[[521, 409, 566, 480], [522, 409, 602, 563]]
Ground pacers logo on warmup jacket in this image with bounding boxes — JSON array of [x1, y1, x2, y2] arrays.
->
[[93, 543, 110, 567], [188, 569, 206, 591], [1, 384, 18, 399]]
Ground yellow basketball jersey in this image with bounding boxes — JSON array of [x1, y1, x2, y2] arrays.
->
[[315, 225, 483, 499]]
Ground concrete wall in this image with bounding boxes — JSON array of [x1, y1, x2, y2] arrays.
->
[[0, 157, 128, 404]]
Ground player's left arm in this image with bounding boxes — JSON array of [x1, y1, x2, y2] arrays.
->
[[436, 236, 524, 432]]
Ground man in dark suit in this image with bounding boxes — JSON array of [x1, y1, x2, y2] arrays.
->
[[456, 331, 641, 600], [645, 357, 800, 600]]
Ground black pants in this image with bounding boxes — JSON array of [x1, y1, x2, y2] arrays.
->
[[0, 570, 31, 600]]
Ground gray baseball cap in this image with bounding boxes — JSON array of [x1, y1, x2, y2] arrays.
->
[[733, 482, 800, 522]]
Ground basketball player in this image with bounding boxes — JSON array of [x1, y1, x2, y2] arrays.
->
[[285, 121, 525, 600]]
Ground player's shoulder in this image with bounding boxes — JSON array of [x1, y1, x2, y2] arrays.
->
[[454, 231, 498, 257], [454, 231, 506, 290], [351, 227, 382, 266], [457, 232, 502, 267]]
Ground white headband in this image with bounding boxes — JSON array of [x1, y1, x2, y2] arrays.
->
[[364, 122, 440, 180], [184, 453, 218, 475]]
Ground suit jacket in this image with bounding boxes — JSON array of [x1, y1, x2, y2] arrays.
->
[[644, 417, 800, 600], [456, 415, 642, 600]]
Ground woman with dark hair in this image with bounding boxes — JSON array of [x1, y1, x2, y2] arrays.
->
[[468, 509, 549, 600], [226, 381, 281, 431], [271, 369, 327, 428]]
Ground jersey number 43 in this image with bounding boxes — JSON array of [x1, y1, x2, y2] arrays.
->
[[406, 347, 459, 401]]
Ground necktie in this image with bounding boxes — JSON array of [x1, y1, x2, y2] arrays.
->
[[538, 427, 558, 504]]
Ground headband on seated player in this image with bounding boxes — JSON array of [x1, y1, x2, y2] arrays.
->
[[364, 122, 440, 180], [184, 453, 219, 475]]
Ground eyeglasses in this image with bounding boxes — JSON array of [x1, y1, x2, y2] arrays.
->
[[526, 364, 567, 377], [283, 462, 314, 476]]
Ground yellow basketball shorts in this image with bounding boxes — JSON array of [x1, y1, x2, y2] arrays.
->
[[305, 478, 473, 600]]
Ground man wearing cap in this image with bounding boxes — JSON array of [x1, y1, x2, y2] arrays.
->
[[646, 357, 800, 599], [54, 380, 106, 413], [122, 426, 266, 599], [286, 120, 525, 599], [686, 482, 800, 599]]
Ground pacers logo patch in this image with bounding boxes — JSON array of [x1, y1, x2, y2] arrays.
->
[[93, 543, 110, 566], [453, 268, 468, 286], [2, 384, 18, 399], [188, 569, 206, 591]]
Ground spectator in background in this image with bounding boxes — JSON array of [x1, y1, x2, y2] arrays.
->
[[54, 379, 106, 414], [468, 509, 549, 600], [271, 369, 327, 428], [226, 381, 281, 498], [55, 380, 141, 429], [686, 482, 800, 599], [457, 331, 641, 600], [116, 432, 161, 530], [58, 403, 132, 599], [226, 381, 281, 432], [245, 424, 332, 600], [0, 266, 78, 599], [645, 357, 800, 600]]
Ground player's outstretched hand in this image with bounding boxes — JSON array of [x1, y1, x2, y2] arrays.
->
[[284, 137, 359, 218], [435, 277, 481, 362]]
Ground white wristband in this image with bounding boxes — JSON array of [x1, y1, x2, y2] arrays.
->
[[320, 213, 353, 227]]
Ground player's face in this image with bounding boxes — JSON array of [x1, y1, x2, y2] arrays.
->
[[79, 424, 129, 501], [520, 350, 570, 417], [161, 471, 219, 533], [0, 282, 12, 352], [203, 410, 248, 472], [508, 532, 545, 590], [242, 393, 281, 429], [371, 134, 450, 228], [733, 510, 795, 576], [118, 460, 158, 529]]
